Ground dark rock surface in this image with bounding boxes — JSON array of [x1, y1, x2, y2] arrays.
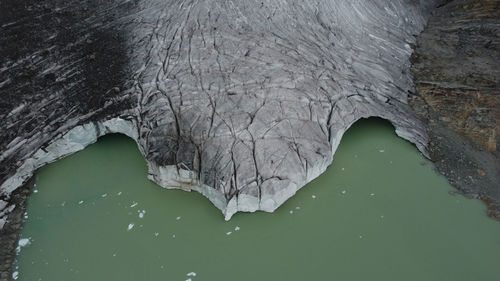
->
[[0, 179, 31, 281], [410, 0, 500, 219]]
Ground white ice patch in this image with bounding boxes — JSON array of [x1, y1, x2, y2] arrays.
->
[[127, 223, 134, 231], [187, 272, 197, 277], [312, 195, 316, 199], [130, 202, 138, 208], [226, 231, 232, 235], [341, 190, 347, 195], [117, 192, 122, 195], [12, 271, 19, 280], [78, 200, 84, 205], [234, 226, 240, 231], [185, 279, 192, 281], [289, 210, 294, 214], [138, 210, 146, 219], [33, 189, 38, 193], [379, 149, 385, 153], [370, 193, 375, 196], [18, 238, 31, 248], [101, 193, 107, 197], [176, 216, 181, 220]]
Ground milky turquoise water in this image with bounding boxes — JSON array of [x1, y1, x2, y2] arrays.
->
[[14, 119, 500, 281]]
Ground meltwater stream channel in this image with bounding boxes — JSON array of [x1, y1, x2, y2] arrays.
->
[[13, 119, 500, 281]]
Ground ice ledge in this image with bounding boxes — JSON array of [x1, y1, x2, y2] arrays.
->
[[0, 117, 339, 222], [0, 115, 425, 225]]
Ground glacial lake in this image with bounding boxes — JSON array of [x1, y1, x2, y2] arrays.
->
[[13, 118, 500, 281]]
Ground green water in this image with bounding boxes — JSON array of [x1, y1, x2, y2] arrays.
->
[[14, 119, 500, 281]]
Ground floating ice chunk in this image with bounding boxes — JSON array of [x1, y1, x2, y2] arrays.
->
[[176, 216, 181, 220], [154, 232, 159, 237], [101, 193, 107, 197], [185, 279, 192, 281], [234, 226, 240, 231], [289, 210, 294, 214], [187, 272, 197, 277], [33, 189, 38, 193], [172, 234, 176, 238], [370, 193, 375, 196], [112, 253, 116, 257], [130, 202, 138, 208], [18, 238, 30, 247], [78, 200, 84, 204], [127, 223, 134, 231], [226, 231, 232, 235], [341, 190, 347, 195], [117, 192, 122, 195], [312, 195, 316, 199], [12, 271, 18, 280], [61, 201, 66, 207], [138, 210, 146, 219], [295, 206, 300, 210], [341, 168, 345, 171], [379, 149, 385, 153]]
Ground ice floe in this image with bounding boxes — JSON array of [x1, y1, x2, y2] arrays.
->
[[18, 238, 31, 248], [138, 210, 146, 218]]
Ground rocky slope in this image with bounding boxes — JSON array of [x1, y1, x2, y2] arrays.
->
[[410, 0, 500, 219]]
